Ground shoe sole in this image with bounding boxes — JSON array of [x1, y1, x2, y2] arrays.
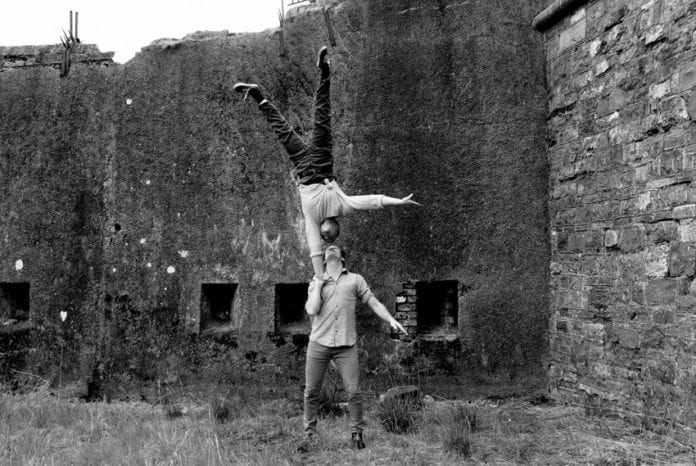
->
[[317, 46, 328, 68]]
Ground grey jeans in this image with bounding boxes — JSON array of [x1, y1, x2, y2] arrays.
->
[[304, 340, 364, 436]]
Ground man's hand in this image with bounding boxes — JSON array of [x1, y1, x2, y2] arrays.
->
[[398, 194, 421, 207], [390, 318, 408, 335]]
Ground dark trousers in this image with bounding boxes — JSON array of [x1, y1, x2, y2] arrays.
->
[[304, 340, 363, 436], [258, 77, 334, 184]]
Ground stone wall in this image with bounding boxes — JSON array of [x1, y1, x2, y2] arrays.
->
[[537, 0, 696, 444], [0, 0, 550, 394]]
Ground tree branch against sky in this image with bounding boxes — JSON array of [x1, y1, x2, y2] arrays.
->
[[0, 0, 282, 63]]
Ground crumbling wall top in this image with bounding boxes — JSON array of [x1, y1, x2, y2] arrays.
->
[[533, 0, 590, 31]]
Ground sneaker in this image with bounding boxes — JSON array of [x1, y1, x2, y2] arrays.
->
[[316, 46, 329, 68], [232, 82, 264, 103], [351, 432, 365, 450], [317, 46, 330, 78]]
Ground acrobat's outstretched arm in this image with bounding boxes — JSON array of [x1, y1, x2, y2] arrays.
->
[[343, 193, 421, 211], [382, 194, 421, 207]]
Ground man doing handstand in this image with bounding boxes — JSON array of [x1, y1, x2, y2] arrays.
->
[[233, 47, 419, 279]]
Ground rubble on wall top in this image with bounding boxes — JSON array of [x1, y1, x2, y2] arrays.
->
[[0, 43, 112, 59], [533, 0, 590, 31], [144, 30, 240, 52]]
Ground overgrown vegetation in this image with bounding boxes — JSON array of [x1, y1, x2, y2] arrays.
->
[[1, 383, 693, 465], [377, 397, 418, 434]]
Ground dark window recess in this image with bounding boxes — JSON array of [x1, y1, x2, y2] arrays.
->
[[416, 280, 458, 334], [0, 282, 30, 323], [200, 283, 237, 330], [275, 283, 309, 334]]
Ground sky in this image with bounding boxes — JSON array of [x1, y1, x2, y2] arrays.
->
[[0, 0, 292, 63]]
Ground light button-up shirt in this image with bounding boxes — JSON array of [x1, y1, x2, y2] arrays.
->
[[308, 269, 374, 347]]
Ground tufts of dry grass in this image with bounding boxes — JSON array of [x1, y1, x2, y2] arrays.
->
[[1, 384, 694, 465], [377, 396, 418, 434]]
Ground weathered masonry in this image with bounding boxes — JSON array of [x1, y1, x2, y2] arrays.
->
[[535, 0, 696, 445], [0, 0, 549, 399]]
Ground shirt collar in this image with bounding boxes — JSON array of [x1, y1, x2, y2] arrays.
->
[[326, 268, 348, 281]]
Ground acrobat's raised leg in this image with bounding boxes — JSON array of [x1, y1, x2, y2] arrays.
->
[[233, 83, 309, 162], [310, 46, 332, 153]]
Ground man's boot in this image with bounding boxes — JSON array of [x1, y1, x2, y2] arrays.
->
[[351, 432, 365, 449]]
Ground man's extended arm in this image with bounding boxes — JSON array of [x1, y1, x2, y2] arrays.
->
[[305, 277, 325, 316], [366, 296, 408, 335]]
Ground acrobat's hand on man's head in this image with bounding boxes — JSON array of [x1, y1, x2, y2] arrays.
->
[[320, 217, 340, 243]]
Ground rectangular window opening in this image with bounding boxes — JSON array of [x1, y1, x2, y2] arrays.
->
[[200, 283, 237, 331], [0, 282, 30, 324], [275, 283, 309, 334], [416, 280, 458, 335]]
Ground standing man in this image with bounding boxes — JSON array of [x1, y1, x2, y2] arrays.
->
[[233, 47, 419, 280], [302, 244, 407, 450]]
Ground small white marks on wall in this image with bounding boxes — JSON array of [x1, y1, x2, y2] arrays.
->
[[178, 250, 189, 258], [167, 266, 176, 274], [14, 259, 23, 271]]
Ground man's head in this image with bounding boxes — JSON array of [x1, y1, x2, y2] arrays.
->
[[320, 217, 340, 243], [323, 244, 346, 265]]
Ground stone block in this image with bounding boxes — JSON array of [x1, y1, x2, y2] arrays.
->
[[645, 222, 677, 245], [645, 24, 664, 45], [645, 279, 678, 305], [617, 328, 641, 349], [560, 18, 586, 51], [688, 94, 696, 120], [585, 230, 605, 251], [577, 322, 605, 341], [673, 204, 696, 219], [669, 242, 695, 277], [397, 304, 416, 312], [645, 244, 670, 278], [649, 80, 670, 99], [678, 62, 696, 90], [395, 296, 407, 304], [595, 60, 610, 76], [597, 88, 627, 115], [659, 97, 689, 129], [647, 360, 676, 384], [561, 289, 588, 310], [605, 229, 619, 247], [678, 220, 696, 241], [589, 286, 611, 310], [619, 227, 643, 252], [642, 325, 666, 349], [652, 308, 675, 325]]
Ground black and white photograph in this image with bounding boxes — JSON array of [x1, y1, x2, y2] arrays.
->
[[1, 0, 695, 463]]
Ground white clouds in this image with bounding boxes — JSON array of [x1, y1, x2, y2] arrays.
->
[[1, 0, 280, 62]]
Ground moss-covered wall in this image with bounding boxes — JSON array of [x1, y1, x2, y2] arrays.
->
[[0, 0, 549, 394]]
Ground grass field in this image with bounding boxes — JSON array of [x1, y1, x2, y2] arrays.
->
[[1, 383, 694, 465]]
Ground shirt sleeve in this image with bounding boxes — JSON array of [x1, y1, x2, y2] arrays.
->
[[342, 194, 384, 214], [355, 274, 374, 304]]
